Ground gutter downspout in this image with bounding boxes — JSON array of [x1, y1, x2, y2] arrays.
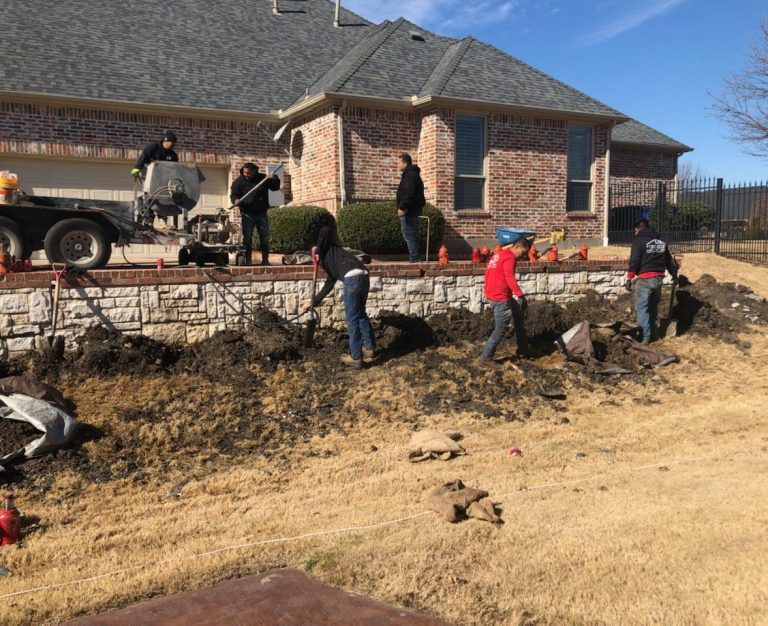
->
[[337, 99, 348, 209], [603, 122, 614, 247]]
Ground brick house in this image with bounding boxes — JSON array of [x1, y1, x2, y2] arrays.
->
[[0, 0, 691, 251]]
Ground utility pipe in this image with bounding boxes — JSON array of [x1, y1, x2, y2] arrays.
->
[[273, 0, 279, 15], [334, 0, 341, 27], [337, 99, 347, 208]]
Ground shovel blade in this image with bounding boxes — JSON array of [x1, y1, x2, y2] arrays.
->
[[303, 318, 317, 348], [665, 319, 678, 338]]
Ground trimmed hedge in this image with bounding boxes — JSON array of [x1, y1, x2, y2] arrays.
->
[[336, 201, 445, 254], [253, 205, 335, 253]]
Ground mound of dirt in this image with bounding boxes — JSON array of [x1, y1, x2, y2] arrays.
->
[[2, 275, 763, 490], [29, 327, 180, 380]]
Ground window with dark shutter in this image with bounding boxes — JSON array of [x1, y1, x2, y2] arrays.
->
[[566, 126, 593, 212], [455, 115, 486, 210]]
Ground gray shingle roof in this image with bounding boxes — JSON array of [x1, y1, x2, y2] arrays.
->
[[304, 19, 624, 118], [1, 0, 372, 113], [612, 119, 692, 152], [3, 0, 688, 152]]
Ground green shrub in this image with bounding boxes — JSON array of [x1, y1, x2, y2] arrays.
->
[[254, 205, 335, 253], [336, 201, 445, 254]]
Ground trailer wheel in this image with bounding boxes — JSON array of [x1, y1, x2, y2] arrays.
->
[[0, 216, 28, 259], [178, 248, 191, 266], [44, 218, 112, 270]]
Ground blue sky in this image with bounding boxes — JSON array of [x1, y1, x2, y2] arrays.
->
[[343, 0, 768, 181]]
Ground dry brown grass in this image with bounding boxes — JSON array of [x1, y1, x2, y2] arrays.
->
[[2, 258, 768, 625]]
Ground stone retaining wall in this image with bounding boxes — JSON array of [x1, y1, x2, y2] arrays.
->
[[0, 261, 627, 357]]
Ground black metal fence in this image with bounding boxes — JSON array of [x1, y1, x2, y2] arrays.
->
[[608, 177, 768, 265]]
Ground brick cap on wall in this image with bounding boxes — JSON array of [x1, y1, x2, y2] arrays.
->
[[0, 259, 628, 291]]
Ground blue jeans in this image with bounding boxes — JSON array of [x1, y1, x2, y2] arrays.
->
[[242, 212, 270, 264], [634, 275, 663, 343], [343, 273, 375, 360], [481, 299, 528, 359], [400, 214, 421, 263]]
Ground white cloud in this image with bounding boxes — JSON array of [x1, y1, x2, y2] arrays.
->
[[341, 0, 524, 33], [579, 0, 688, 46]]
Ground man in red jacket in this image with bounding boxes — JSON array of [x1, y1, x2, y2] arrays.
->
[[481, 236, 532, 362]]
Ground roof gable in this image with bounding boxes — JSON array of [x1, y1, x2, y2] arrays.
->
[[612, 119, 692, 152]]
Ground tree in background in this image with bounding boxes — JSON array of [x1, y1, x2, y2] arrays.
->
[[711, 21, 768, 158], [677, 161, 709, 183]]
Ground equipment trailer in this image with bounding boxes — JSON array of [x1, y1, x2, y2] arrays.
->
[[0, 162, 247, 271]]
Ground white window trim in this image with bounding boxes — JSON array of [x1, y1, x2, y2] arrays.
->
[[567, 124, 595, 213]]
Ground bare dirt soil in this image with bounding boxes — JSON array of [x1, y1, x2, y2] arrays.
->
[[1, 256, 767, 625]]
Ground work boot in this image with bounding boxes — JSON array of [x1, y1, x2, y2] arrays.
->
[[261, 254, 271, 266], [341, 354, 363, 369], [362, 347, 376, 364], [475, 356, 502, 370]]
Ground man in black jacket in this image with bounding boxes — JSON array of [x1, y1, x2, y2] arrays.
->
[[626, 219, 678, 343], [230, 162, 281, 266], [131, 131, 179, 177], [396, 153, 426, 263]]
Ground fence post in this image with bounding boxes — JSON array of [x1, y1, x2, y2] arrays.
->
[[714, 177, 724, 255]]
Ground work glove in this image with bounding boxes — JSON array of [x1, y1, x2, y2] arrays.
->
[[625, 279, 633, 292], [131, 168, 141, 179], [515, 295, 528, 314]]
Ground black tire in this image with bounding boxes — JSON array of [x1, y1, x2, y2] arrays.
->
[[178, 248, 191, 266], [0, 216, 28, 259], [44, 218, 111, 270], [215, 253, 228, 267]]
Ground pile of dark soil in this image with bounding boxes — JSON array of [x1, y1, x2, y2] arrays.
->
[[29, 327, 180, 381], [673, 274, 767, 341], [178, 311, 301, 382], [1, 275, 763, 489]]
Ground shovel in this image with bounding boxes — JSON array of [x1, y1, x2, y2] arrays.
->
[[662, 280, 678, 338], [303, 251, 319, 348], [48, 263, 67, 357]]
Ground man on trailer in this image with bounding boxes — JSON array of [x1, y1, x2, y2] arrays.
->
[[131, 131, 179, 177], [131, 131, 180, 229]]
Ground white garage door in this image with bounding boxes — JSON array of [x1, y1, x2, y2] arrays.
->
[[0, 157, 230, 261], [0, 158, 229, 213]]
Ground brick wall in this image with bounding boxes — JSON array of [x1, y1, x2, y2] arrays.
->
[[425, 112, 610, 246], [343, 107, 420, 203], [288, 107, 340, 211], [0, 260, 628, 356], [610, 147, 677, 186], [0, 100, 287, 172]]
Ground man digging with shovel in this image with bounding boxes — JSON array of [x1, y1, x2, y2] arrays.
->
[[302, 226, 375, 369], [626, 218, 679, 344]]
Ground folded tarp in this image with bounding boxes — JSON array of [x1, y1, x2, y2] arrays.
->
[[555, 321, 678, 373], [0, 377, 78, 463]]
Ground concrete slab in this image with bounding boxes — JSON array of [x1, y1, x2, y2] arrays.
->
[[65, 568, 444, 625]]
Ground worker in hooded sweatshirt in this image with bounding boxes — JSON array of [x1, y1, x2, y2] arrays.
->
[[131, 131, 179, 228], [302, 226, 375, 369], [131, 131, 179, 177], [626, 218, 678, 344], [480, 236, 532, 364], [230, 162, 281, 266]]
